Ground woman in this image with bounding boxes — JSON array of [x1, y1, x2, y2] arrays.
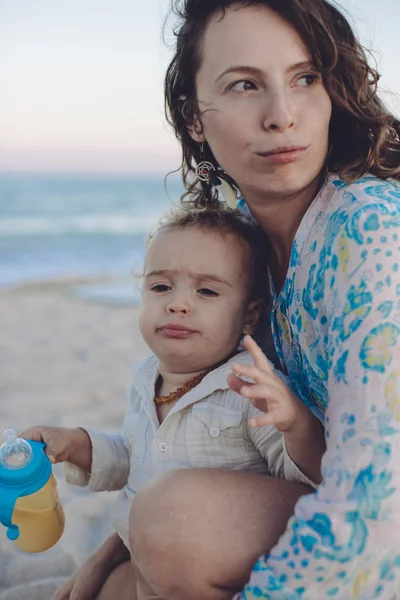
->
[[54, 1, 400, 599]]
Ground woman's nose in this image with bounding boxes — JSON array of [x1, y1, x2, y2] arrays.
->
[[262, 91, 295, 132]]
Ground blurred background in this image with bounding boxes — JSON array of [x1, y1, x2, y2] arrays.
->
[[0, 0, 185, 294], [0, 0, 399, 293], [0, 2, 399, 597]]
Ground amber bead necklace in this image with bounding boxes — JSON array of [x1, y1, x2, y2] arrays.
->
[[154, 368, 213, 406]]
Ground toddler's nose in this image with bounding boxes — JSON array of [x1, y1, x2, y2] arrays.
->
[[166, 301, 191, 315]]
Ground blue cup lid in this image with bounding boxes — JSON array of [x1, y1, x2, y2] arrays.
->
[[0, 433, 51, 541]]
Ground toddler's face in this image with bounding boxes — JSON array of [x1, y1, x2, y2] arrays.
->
[[139, 226, 259, 373]]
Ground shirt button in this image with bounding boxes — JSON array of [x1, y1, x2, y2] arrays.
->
[[158, 442, 169, 452], [209, 427, 220, 437]]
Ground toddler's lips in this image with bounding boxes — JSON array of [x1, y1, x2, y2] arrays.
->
[[158, 325, 198, 339]]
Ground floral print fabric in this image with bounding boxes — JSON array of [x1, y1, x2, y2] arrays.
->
[[238, 175, 400, 599]]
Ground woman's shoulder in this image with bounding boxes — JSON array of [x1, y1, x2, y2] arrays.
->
[[328, 173, 400, 211], [312, 174, 400, 246], [300, 174, 400, 287]]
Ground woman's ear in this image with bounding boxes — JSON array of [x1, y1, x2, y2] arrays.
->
[[243, 299, 264, 335], [179, 95, 206, 143], [186, 118, 206, 143]]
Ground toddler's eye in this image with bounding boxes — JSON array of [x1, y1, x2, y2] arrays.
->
[[198, 288, 218, 297], [151, 284, 171, 293]]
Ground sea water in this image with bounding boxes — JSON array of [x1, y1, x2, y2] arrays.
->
[[0, 172, 184, 303]]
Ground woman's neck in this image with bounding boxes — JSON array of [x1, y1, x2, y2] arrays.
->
[[244, 175, 323, 294]]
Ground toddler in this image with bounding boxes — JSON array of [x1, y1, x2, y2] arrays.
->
[[23, 205, 325, 599]]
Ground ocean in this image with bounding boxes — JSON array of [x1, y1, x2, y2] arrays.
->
[[0, 172, 185, 303]]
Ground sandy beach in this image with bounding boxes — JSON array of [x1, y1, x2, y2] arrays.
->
[[0, 278, 149, 599]]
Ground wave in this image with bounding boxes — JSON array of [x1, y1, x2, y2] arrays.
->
[[0, 214, 161, 236]]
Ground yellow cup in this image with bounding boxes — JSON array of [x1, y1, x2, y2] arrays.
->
[[12, 473, 65, 553]]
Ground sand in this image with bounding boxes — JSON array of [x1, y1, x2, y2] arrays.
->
[[0, 278, 150, 599]]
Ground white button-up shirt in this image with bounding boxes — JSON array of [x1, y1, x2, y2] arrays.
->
[[65, 351, 316, 548]]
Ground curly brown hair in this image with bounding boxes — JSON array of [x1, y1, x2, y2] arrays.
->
[[148, 203, 269, 303], [164, 0, 400, 206]]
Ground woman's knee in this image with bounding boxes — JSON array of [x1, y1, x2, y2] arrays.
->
[[130, 470, 239, 599], [129, 470, 208, 596], [96, 561, 137, 600], [129, 469, 311, 599]]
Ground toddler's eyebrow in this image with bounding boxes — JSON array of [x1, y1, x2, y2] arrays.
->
[[145, 269, 231, 286]]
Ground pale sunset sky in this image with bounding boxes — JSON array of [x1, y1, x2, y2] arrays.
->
[[0, 0, 399, 175]]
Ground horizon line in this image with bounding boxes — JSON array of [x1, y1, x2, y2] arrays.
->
[[0, 169, 184, 179]]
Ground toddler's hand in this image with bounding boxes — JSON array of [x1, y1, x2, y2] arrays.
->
[[228, 335, 307, 433], [19, 425, 91, 468]]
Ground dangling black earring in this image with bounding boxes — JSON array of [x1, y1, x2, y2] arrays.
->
[[195, 143, 238, 209], [196, 142, 216, 182]]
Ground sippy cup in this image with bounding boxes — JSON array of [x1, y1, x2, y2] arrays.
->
[[0, 429, 65, 552]]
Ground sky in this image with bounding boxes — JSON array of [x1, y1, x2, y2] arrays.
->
[[0, 0, 399, 175]]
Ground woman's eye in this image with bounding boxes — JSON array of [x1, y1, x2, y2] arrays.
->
[[229, 79, 257, 93], [198, 288, 218, 297], [297, 73, 320, 87], [151, 284, 170, 293]]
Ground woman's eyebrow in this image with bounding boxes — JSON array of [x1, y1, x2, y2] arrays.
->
[[215, 60, 316, 83], [215, 65, 264, 83], [287, 60, 317, 72]]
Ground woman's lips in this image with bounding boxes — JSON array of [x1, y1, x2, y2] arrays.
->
[[256, 146, 308, 164], [158, 325, 198, 339]]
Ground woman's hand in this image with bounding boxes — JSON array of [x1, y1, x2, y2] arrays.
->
[[228, 335, 309, 433], [52, 532, 131, 600], [20, 425, 92, 472], [51, 551, 111, 600]]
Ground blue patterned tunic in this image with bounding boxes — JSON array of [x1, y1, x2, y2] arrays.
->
[[237, 174, 400, 599]]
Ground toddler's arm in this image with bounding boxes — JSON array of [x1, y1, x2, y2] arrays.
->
[[280, 400, 325, 484], [21, 424, 130, 492], [65, 428, 130, 491], [229, 335, 325, 484]]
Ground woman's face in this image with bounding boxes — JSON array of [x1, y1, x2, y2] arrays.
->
[[192, 5, 332, 202]]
